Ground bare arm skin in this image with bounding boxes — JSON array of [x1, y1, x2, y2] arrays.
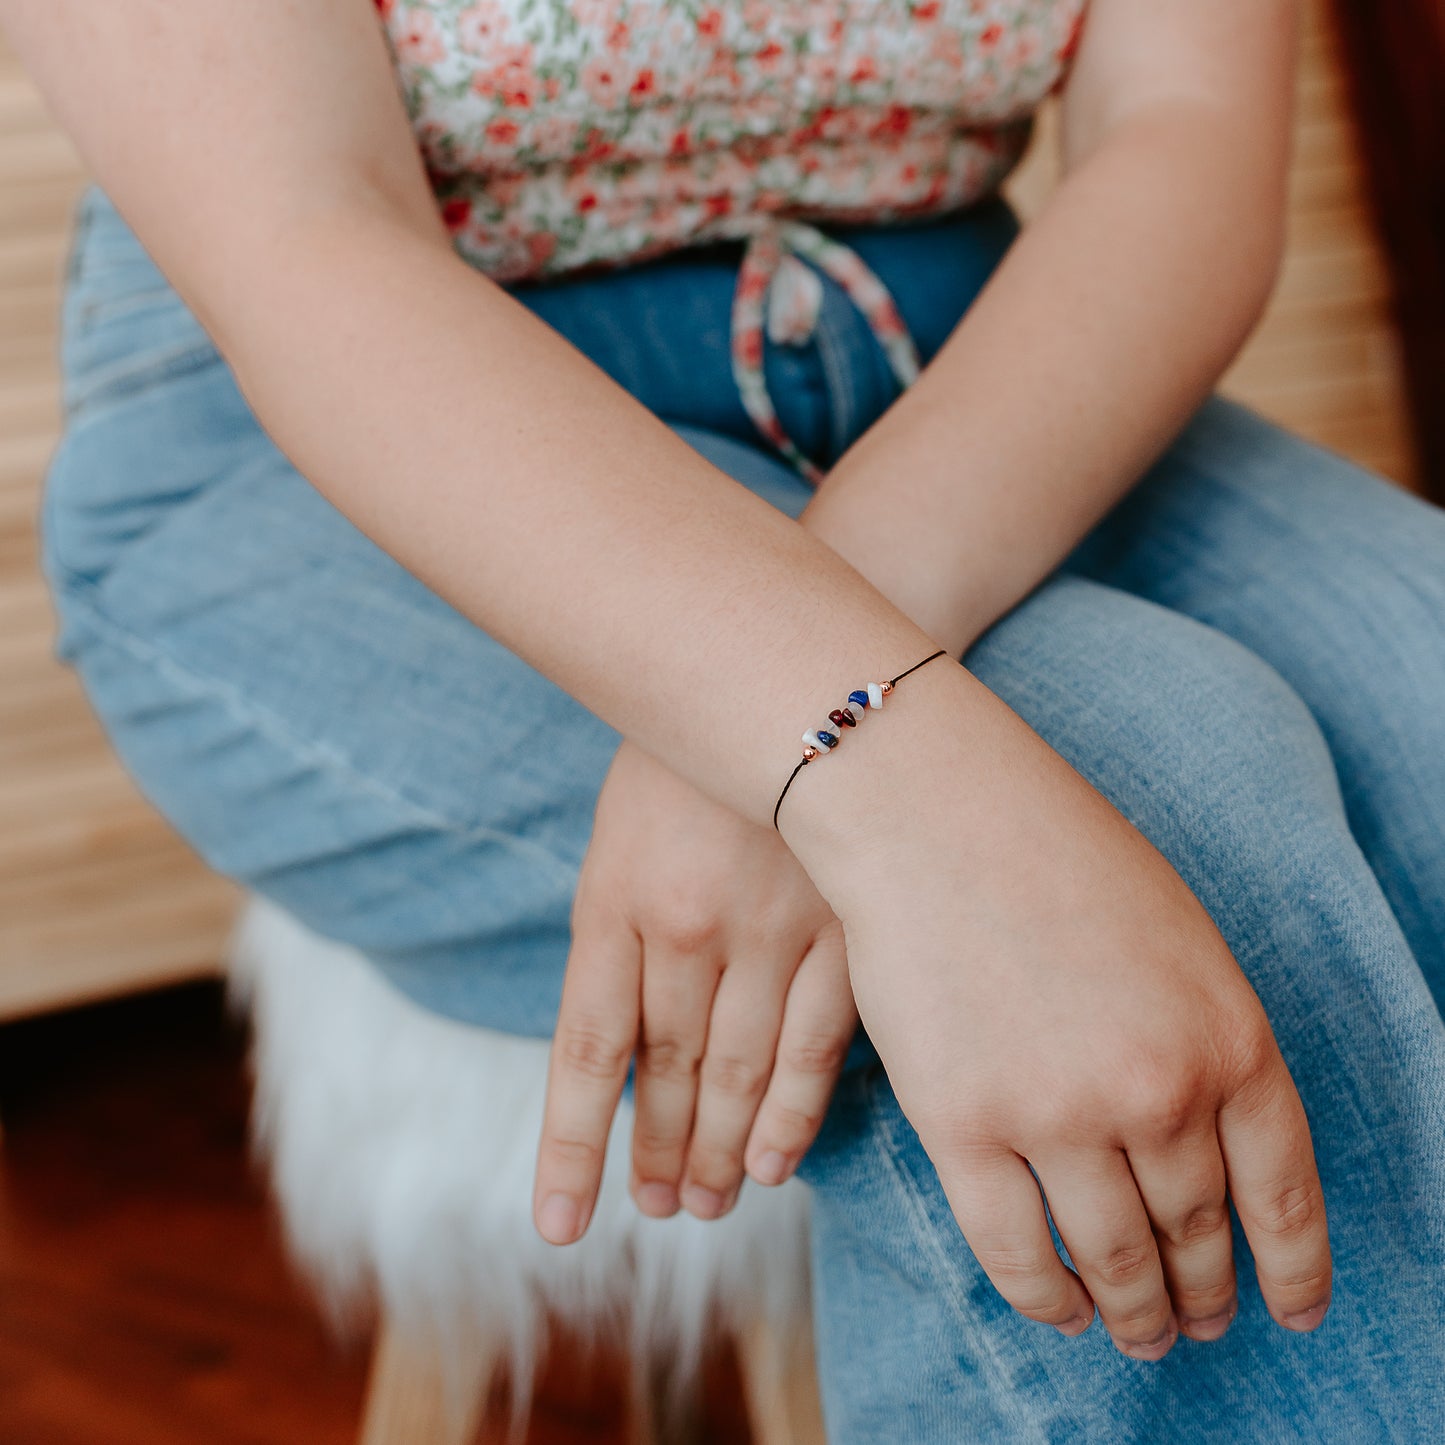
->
[[804, 0, 1300, 656], [0, 0, 953, 832], [539, 0, 1302, 1235], [529, 0, 1327, 1362], [5, 0, 1330, 1362]]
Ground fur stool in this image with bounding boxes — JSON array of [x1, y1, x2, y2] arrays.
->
[[224, 893, 826, 1444]]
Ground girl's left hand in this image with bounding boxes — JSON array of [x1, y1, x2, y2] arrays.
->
[[532, 738, 857, 1244]]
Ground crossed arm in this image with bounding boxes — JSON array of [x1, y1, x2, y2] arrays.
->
[[805, 0, 1296, 656], [5, 0, 1324, 1363]]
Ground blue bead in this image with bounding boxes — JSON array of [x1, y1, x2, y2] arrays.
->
[[848, 690, 870, 709], [817, 730, 838, 748]]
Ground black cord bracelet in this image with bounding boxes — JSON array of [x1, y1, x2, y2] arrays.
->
[[772, 648, 949, 831]]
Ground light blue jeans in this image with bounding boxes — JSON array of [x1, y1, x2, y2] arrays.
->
[[38, 183, 1445, 1441]]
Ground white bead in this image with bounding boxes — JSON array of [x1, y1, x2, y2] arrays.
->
[[803, 730, 823, 750], [867, 682, 884, 709]]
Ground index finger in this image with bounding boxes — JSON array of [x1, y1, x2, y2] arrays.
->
[[1218, 1060, 1332, 1330], [533, 914, 643, 1245]]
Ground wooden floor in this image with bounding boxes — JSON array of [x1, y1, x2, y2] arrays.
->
[[0, 981, 753, 1445], [0, 986, 366, 1445]]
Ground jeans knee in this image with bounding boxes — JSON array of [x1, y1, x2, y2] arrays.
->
[[1118, 397, 1445, 713], [798, 1070, 1078, 1442], [968, 576, 1345, 843]]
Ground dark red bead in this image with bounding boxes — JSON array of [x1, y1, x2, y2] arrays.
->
[[829, 708, 857, 728]]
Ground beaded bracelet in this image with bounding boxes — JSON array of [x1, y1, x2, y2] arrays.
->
[[772, 648, 948, 830]]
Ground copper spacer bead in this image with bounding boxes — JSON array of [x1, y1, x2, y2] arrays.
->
[[880, 680, 894, 695], [802, 745, 819, 760]]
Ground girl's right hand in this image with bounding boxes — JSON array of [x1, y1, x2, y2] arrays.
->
[[786, 672, 1331, 1361]]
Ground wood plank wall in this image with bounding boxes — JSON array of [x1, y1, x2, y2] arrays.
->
[[0, 42, 237, 1020], [1330, 0, 1445, 499], [0, 0, 1421, 1020]]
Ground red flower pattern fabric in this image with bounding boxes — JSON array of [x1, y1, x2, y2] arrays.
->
[[377, 0, 1090, 475]]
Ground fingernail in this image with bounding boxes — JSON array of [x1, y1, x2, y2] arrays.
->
[[634, 1181, 680, 1218], [680, 1184, 728, 1219], [536, 1193, 580, 1245], [1121, 1321, 1177, 1361], [1181, 1306, 1236, 1342], [752, 1151, 791, 1186], [1057, 1314, 1091, 1338], [1282, 1301, 1328, 1332]]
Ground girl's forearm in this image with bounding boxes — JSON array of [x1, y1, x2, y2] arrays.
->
[[7, 1, 952, 850], [213, 210, 972, 847], [799, 98, 1292, 656]]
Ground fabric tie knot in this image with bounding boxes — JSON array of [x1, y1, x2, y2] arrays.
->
[[726, 217, 923, 485]]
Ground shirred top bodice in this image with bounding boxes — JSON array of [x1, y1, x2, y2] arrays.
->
[[377, 0, 1089, 476], [381, 0, 1087, 279]]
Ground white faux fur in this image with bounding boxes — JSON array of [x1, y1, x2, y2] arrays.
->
[[224, 893, 813, 1416]]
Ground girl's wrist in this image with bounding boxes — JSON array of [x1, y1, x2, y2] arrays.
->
[[774, 653, 998, 900]]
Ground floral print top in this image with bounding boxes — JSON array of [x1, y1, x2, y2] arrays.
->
[[377, 0, 1090, 478]]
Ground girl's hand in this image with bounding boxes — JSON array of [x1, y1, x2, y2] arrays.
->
[[794, 679, 1332, 1361], [532, 738, 857, 1243]]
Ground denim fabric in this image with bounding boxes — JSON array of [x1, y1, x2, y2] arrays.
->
[[37, 183, 1445, 1440]]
